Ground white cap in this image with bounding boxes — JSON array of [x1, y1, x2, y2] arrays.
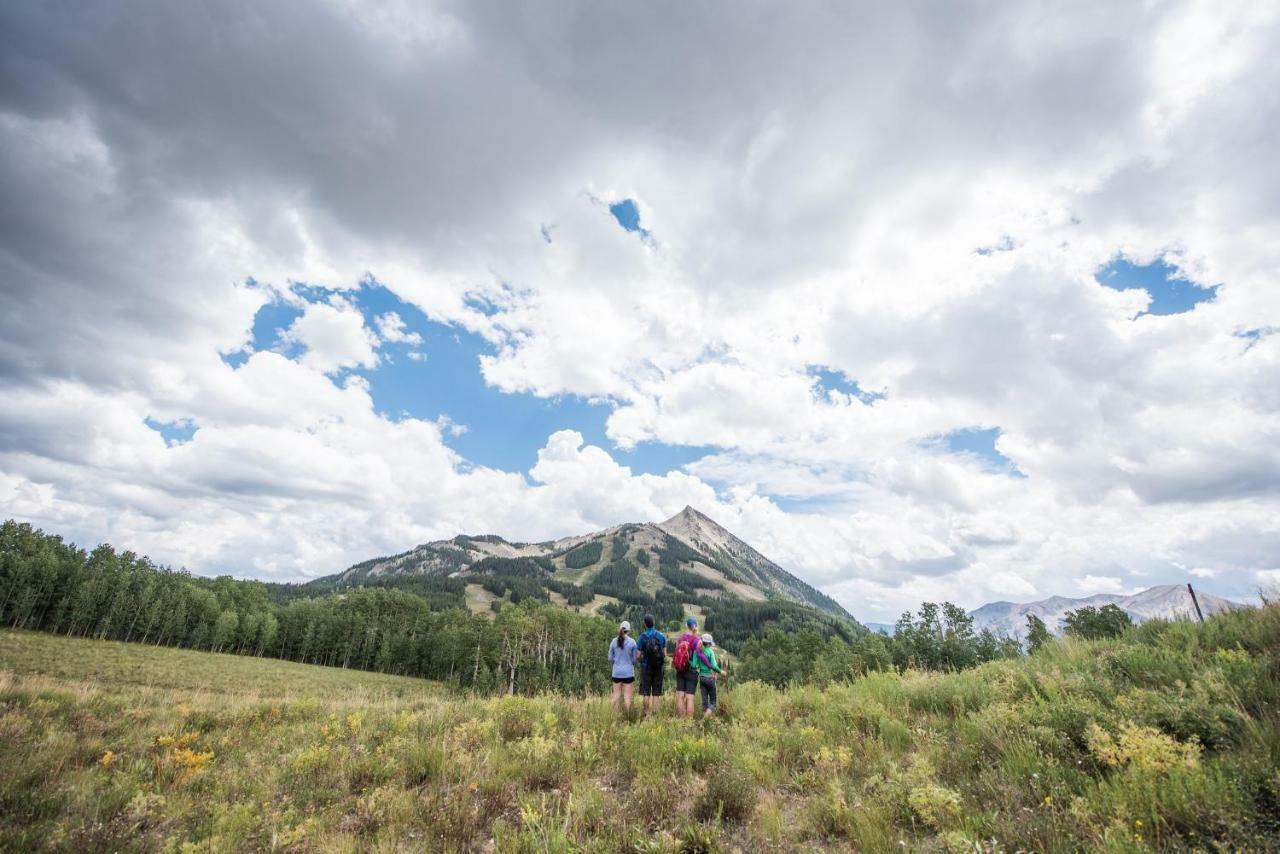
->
[[620, 620, 631, 632], [701, 633, 713, 645]]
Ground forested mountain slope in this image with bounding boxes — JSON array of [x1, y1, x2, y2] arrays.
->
[[323, 506, 851, 624]]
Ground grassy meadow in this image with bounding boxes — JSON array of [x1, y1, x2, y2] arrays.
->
[[2, 605, 1279, 853]]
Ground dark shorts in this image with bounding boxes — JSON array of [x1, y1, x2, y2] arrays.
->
[[675, 669, 698, 694], [639, 666, 664, 696], [699, 675, 718, 712], [612, 676, 634, 684]]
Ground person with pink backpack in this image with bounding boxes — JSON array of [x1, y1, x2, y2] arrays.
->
[[672, 617, 715, 718]]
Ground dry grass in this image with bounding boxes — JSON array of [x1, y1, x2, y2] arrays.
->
[[2, 606, 1279, 852]]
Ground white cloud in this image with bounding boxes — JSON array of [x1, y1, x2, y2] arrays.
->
[[2, 0, 1279, 621], [375, 312, 424, 346], [1189, 568, 1217, 578], [1077, 575, 1130, 596], [280, 297, 380, 374]]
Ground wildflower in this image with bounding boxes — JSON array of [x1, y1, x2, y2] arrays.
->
[[171, 746, 215, 771], [1135, 820, 1142, 828], [1043, 795, 1052, 806], [99, 750, 115, 767]]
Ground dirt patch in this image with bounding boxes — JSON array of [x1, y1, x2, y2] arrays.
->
[[464, 584, 500, 619]]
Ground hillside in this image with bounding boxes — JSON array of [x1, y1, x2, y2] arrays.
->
[[970, 583, 1246, 640], [4, 602, 1279, 851], [328, 506, 851, 622]]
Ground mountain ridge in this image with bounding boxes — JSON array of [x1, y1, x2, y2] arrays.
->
[[968, 583, 1246, 639], [325, 506, 852, 621]]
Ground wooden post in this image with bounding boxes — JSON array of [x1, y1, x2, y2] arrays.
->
[[1187, 583, 1205, 623]]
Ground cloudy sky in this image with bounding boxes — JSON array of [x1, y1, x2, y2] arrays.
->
[[2, 1, 1278, 621]]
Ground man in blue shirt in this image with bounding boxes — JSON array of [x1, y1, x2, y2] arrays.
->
[[635, 613, 667, 715]]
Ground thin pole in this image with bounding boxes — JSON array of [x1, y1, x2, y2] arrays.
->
[[1187, 583, 1205, 623]]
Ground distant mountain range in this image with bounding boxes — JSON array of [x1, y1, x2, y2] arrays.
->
[[326, 506, 851, 621], [967, 584, 1246, 640]]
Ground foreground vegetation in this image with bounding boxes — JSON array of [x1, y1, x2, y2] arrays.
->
[[3, 597, 1279, 852]]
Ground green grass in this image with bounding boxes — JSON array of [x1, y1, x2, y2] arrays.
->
[[2, 605, 1279, 852]]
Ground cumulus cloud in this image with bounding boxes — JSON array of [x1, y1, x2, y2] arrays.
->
[[280, 297, 380, 374], [375, 312, 424, 346], [1, 0, 1278, 620]]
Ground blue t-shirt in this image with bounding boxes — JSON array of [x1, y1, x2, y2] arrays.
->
[[635, 627, 667, 668], [608, 636, 638, 679]]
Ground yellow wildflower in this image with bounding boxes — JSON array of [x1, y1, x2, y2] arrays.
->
[[99, 750, 115, 767], [171, 746, 215, 771]]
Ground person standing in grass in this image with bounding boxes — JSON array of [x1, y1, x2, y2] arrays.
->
[[695, 632, 724, 718], [672, 616, 708, 718], [608, 620, 638, 713], [635, 613, 667, 715]]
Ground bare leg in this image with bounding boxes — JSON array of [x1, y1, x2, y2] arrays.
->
[[622, 681, 634, 711], [611, 681, 621, 712]]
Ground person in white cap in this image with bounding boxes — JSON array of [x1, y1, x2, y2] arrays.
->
[[694, 632, 724, 717], [608, 619, 638, 714]]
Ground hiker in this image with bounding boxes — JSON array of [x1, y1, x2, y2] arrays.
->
[[635, 613, 667, 714], [672, 617, 710, 718], [695, 632, 724, 717], [608, 620, 638, 713]]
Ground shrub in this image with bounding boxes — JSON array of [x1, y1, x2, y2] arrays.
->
[[1087, 721, 1201, 773], [694, 766, 757, 823], [908, 783, 963, 830]]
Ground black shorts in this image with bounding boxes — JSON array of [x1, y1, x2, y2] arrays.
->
[[675, 669, 698, 694], [639, 666, 664, 696], [612, 676, 634, 684]]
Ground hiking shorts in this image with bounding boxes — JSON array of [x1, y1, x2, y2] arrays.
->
[[675, 668, 698, 694], [699, 675, 718, 712], [639, 665, 664, 696]]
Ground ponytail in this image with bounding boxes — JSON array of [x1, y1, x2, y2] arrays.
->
[[616, 629, 626, 649]]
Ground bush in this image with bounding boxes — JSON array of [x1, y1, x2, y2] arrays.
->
[[694, 766, 757, 823]]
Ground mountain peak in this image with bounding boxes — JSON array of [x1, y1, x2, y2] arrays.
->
[[330, 505, 853, 621], [659, 505, 733, 549], [664, 505, 711, 525]]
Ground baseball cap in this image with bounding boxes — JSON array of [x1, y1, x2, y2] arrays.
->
[[619, 620, 631, 632]]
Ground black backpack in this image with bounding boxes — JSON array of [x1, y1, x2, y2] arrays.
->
[[641, 631, 665, 668]]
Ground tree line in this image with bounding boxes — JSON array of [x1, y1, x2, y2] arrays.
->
[[1, 519, 1042, 696], [0, 520, 616, 695]]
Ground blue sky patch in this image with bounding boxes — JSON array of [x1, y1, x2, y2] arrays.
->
[[145, 416, 198, 446], [221, 289, 305, 367], [1235, 327, 1275, 352], [234, 281, 718, 476], [809, 366, 886, 404], [936, 426, 1024, 476], [974, 235, 1016, 255], [1097, 258, 1218, 316], [608, 198, 652, 240]]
